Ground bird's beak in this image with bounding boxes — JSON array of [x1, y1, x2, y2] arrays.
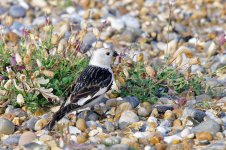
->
[[113, 51, 118, 57]]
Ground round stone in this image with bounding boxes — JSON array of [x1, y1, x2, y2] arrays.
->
[[196, 132, 213, 141], [19, 131, 36, 146], [9, 5, 26, 18], [0, 118, 15, 135], [76, 118, 87, 132]]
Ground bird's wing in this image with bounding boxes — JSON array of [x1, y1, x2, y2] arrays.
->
[[64, 65, 113, 106]]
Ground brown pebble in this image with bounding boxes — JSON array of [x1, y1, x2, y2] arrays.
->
[[164, 110, 175, 120], [76, 134, 88, 144], [215, 132, 224, 140], [155, 143, 167, 150], [196, 132, 213, 141], [171, 139, 181, 144], [76, 118, 87, 132], [19, 131, 36, 146], [173, 119, 182, 127]]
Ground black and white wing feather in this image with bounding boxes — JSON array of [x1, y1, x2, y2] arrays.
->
[[46, 65, 113, 130]]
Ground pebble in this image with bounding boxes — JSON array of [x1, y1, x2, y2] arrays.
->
[[196, 132, 213, 141], [121, 15, 140, 29], [23, 142, 48, 150], [34, 118, 48, 131], [119, 110, 139, 129], [123, 96, 140, 108], [182, 107, 206, 122], [104, 121, 115, 132], [199, 140, 210, 145], [19, 131, 36, 146], [116, 102, 132, 116], [109, 18, 125, 31], [76, 118, 87, 132], [164, 135, 182, 144], [155, 105, 173, 114], [164, 110, 175, 120], [0, 118, 15, 135], [76, 134, 88, 144], [22, 117, 39, 130], [206, 141, 226, 150], [2, 135, 20, 145], [147, 116, 158, 124], [191, 118, 221, 135], [180, 128, 191, 138], [69, 126, 82, 135], [138, 107, 150, 117], [80, 32, 97, 53], [9, 5, 26, 18], [110, 144, 129, 150], [155, 143, 167, 150], [32, 16, 47, 27], [104, 137, 121, 146]]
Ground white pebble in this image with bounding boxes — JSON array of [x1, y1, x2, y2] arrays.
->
[[164, 135, 182, 143], [180, 128, 191, 138]]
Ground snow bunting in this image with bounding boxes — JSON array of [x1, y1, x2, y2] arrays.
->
[[46, 48, 118, 131]]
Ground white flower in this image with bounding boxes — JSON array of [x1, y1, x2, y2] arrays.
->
[[17, 94, 24, 105]]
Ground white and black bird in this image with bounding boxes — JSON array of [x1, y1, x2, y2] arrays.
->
[[46, 48, 118, 131]]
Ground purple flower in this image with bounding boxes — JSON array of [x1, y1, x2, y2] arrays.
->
[[0, 76, 8, 81], [17, 65, 25, 71], [10, 56, 17, 66], [218, 33, 226, 45]]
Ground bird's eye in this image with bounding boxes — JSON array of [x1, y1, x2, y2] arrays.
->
[[106, 52, 110, 55]]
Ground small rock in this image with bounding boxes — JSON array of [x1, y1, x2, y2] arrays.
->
[[0, 118, 15, 135], [34, 118, 48, 131], [110, 144, 129, 150], [173, 119, 182, 128], [155, 143, 167, 150], [76, 118, 87, 132], [138, 107, 150, 117], [89, 129, 99, 137], [164, 110, 175, 120], [187, 133, 195, 139], [196, 94, 211, 102], [119, 110, 139, 129], [22, 117, 39, 130], [164, 135, 182, 144], [120, 29, 140, 43], [109, 18, 125, 31], [155, 105, 173, 114], [3, 135, 20, 145], [116, 102, 132, 116], [196, 132, 213, 141], [39, 135, 52, 142], [206, 141, 226, 150], [104, 121, 115, 132], [0, 6, 6, 15], [9, 5, 26, 18], [32, 16, 47, 27], [121, 15, 140, 29], [191, 118, 220, 135], [19, 131, 36, 146], [106, 99, 118, 107], [31, 0, 47, 7], [216, 132, 224, 140], [150, 136, 162, 145], [199, 140, 210, 145], [104, 137, 121, 146], [23, 142, 48, 150], [76, 135, 88, 144], [80, 32, 96, 53], [180, 128, 191, 138], [171, 139, 181, 144], [157, 126, 170, 136], [182, 107, 206, 122], [69, 126, 82, 135], [147, 116, 158, 124], [123, 96, 140, 108]]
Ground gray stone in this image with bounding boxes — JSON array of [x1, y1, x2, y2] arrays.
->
[[206, 141, 226, 150], [5, 106, 27, 117], [104, 137, 121, 146], [123, 96, 140, 108], [120, 29, 140, 43], [9, 5, 26, 18], [104, 121, 115, 132], [106, 99, 118, 107], [0, 6, 6, 15], [23, 142, 49, 150], [2, 135, 20, 145], [109, 144, 129, 150], [86, 111, 99, 121], [199, 140, 210, 145], [119, 110, 139, 129], [138, 107, 149, 117], [155, 105, 173, 114], [22, 117, 39, 130], [80, 32, 97, 53], [182, 107, 206, 122], [0, 118, 15, 135], [191, 118, 221, 135], [196, 94, 211, 102], [121, 15, 140, 29], [32, 16, 47, 27]]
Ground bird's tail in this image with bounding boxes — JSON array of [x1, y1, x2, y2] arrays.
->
[[45, 104, 79, 131]]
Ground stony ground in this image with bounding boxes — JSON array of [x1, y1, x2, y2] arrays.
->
[[0, 0, 226, 150]]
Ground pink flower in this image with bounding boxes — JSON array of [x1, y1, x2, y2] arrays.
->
[[218, 33, 226, 45]]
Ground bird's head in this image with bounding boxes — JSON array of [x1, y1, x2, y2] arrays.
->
[[89, 48, 118, 68]]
